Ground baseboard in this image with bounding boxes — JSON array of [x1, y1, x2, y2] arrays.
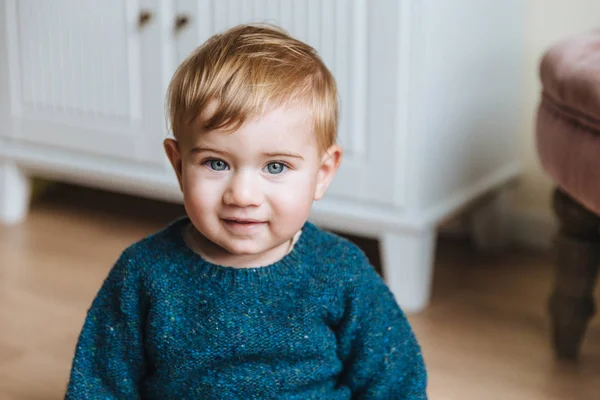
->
[[509, 209, 556, 251]]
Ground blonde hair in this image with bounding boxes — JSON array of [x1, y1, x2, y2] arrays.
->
[[166, 24, 338, 152]]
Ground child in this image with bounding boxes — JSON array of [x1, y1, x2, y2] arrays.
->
[[66, 24, 427, 399]]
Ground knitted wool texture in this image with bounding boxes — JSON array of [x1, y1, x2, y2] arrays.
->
[[65, 218, 427, 399]]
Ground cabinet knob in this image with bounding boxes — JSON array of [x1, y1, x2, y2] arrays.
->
[[175, 14, 190, 32], [138, 10, 153, 28]]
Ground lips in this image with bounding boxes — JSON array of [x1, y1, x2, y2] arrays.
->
[[222, 218, 264, 224], [221, 218, 266, 234]]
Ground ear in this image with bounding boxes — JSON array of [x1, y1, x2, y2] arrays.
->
[[164, 138, 184, 192], [314, 145, 343, 200]]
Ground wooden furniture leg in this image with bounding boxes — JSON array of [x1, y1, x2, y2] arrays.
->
[[549, 188, 600, 359]]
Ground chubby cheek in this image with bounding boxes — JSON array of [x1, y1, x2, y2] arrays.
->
[[268, 176, 316, 230], [181, 168, 223, 222]]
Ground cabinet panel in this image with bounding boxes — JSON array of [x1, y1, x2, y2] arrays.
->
[[3, 0, 165, 165], [174, 0, 403, 206]]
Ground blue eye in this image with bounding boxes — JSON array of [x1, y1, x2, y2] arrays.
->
[[265, 162, 287, 175], [205, 159, 229, 171]]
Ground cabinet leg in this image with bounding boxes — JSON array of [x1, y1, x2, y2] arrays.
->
[[549, 188, 600, 360], [469, 187, 511, 251], [0, 162, 31, 225], [380, 228, 437, 313]]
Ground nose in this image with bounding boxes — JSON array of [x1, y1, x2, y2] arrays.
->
[[223, 170, 264, 207]]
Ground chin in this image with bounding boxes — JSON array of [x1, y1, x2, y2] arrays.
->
[[220, 240, 267, 256]]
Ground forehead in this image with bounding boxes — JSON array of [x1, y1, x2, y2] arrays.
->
[[187, 104, 318, 151]]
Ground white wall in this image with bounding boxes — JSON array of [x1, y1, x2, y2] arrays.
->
[[512, 0, 600, 249]]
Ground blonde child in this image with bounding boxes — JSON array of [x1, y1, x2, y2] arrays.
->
[[66, 24, 427, 399]]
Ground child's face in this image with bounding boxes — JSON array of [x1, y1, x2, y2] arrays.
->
[[165, 104, 341, 265]]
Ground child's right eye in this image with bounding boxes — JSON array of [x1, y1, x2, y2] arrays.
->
[[204, 159, 229, 171]]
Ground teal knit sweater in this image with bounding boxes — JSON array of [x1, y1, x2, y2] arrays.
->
[[65, 217, 427, 399]]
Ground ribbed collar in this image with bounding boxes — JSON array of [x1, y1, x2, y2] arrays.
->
[[164, 217, 317, 285]]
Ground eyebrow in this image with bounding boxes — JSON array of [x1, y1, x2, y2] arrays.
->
[[190, 146, 227, 156], [190, 147, 304, 160], [262, 151, 304, 160]]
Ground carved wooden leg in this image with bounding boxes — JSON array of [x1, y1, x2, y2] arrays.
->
[[549, 188, 600, 360]]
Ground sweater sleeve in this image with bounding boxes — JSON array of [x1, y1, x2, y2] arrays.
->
[[336, 249, 427, 399], [65, 250, 147, 399]]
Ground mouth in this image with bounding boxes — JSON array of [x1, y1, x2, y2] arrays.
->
[[222, 218, 264, 224], [221, 218, 267, 233]]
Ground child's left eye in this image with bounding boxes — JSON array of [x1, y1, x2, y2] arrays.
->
[[264, 162, 287, 175]]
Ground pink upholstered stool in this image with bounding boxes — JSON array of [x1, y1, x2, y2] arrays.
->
[[536, 30, 600, 360]]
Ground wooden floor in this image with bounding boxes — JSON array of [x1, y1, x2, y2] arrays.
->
[[1, 184, 600, 400]]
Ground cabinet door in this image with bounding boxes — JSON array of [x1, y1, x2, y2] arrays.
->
[[2, 0, 166, 165], [173, 0, 404, 207]]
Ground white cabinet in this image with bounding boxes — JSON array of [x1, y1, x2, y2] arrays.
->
[[0, 0, 525, 312], [1, 0, 166, 165]]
